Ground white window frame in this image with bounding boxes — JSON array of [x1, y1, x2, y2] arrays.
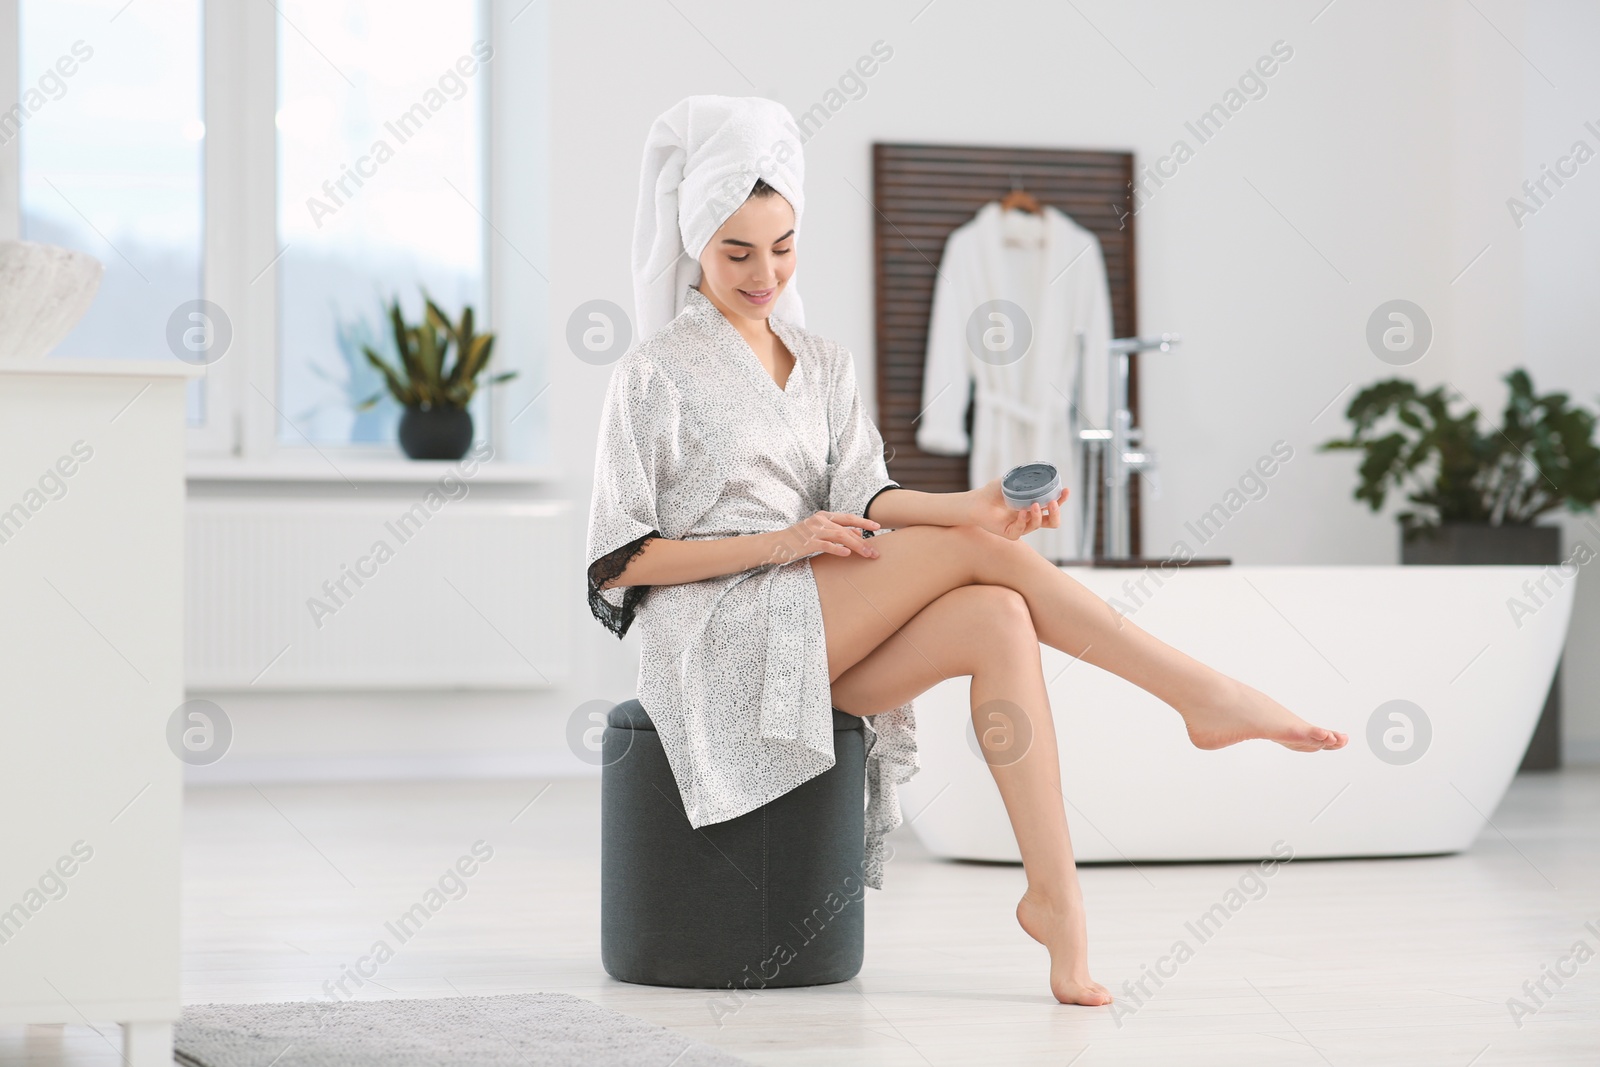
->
[[2, 0, 541, 472], [0, 3, 17, 244]]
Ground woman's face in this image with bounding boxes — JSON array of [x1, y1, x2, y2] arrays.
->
[[696, 192, 797, 325]]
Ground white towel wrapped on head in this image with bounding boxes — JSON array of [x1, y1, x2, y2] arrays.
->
[[632, 94, 806, 339]]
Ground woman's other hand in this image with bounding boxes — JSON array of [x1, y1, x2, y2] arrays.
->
[[767, 511, 881, 564], [965, 477, 1069, 540]]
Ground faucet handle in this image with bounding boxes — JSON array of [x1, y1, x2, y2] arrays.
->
[[1126, 449, 1161, 500]]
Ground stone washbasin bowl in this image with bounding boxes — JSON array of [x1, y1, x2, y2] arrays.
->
[[899, 564, 1576, 863], [0, 240, 104, 362]]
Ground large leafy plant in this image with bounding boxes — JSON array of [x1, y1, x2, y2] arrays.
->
[[1319, 369, 1600, 539], [358, 291, 516, 412]]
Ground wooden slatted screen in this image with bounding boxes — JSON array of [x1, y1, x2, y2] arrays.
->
[[870, 143, 1140, 558]]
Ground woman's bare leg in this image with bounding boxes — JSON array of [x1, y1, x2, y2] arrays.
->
[[828, 583, 1111, 1006], [812, 524, 1349, 752]]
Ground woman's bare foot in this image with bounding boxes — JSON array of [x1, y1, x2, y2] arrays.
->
[[1180, 675, 1349, 752], [1015, 889, 1113, 1006]]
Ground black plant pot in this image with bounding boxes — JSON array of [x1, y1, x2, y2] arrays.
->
[[398, 405, 473, 460], [1401, 522, 1563, 771]]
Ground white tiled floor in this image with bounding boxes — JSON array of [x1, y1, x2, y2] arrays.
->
[[4, 769, 1598, 1065]]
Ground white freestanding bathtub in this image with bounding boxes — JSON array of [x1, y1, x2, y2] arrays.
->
[[897, 565, 1576, 863]]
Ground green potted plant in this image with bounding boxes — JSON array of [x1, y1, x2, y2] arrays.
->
[[1318, 369, 1600, 549], [1319, 367, 1600, 770], [357, 291, 516, 460]]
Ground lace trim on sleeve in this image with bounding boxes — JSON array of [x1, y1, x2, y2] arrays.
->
[[861, 482, 900, 535], [586, 531, 659, 639]]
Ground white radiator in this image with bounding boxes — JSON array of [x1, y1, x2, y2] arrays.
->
[[186, 499, 572, 690]]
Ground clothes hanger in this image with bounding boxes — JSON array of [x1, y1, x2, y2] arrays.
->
[[999, 173, 1044, 247], [999, 172, 1041, 215]]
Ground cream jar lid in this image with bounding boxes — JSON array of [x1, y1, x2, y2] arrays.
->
[[1001, 462, 1060, 510]]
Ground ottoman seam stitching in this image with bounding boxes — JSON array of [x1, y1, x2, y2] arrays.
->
[[761, 804, 768, 959]]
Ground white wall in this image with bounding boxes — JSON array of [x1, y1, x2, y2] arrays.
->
[[207, 0, 1599, 779], [1521, 0, 1600, 761], [548, 0, 1598, 764], [547, 0, 1587, 767]]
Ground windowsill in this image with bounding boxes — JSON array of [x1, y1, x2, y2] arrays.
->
[[186, 456, 558, 485], [0, 358, 206, 379]]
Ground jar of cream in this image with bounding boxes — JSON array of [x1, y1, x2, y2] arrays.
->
[[1001, 461, 1061, 511]]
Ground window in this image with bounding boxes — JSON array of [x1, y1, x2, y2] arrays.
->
[[275, 0, 488, 447], [16, 0, 204, 418], [5, 0, 533, 463]]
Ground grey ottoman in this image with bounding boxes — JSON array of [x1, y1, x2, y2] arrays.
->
[[600, 698, 866, 989]]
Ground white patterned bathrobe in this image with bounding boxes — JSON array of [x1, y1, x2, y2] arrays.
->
[[584, 286, 919, 890]]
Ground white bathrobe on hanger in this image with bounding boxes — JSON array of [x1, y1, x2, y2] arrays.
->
[[915, 200, 1112, 562]]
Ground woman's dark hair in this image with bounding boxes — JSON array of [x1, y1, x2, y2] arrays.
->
[[748, 177, 780, 200]]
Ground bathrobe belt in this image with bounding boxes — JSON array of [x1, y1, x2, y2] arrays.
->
[[973, 384, 1057, 433]]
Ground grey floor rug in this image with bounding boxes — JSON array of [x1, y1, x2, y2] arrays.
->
[[173, 992, 751, 1067]]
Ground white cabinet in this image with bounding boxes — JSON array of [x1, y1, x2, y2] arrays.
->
[[0, 361, 198, 1065]]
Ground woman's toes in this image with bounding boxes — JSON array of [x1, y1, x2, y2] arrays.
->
[[1053, 980, 1113, 1006], [1313, 728, 1343, 750]]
